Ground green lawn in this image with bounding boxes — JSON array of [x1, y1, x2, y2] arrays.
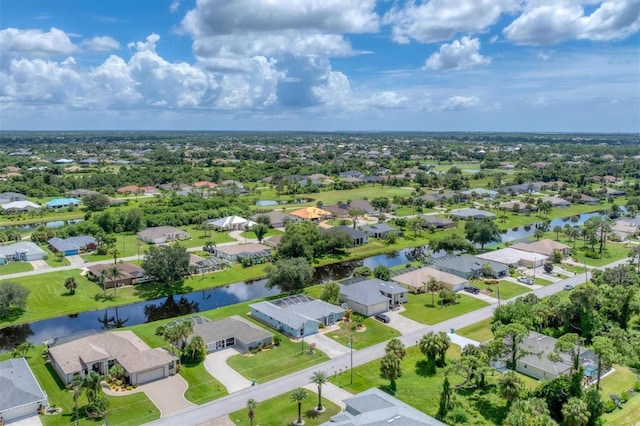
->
[[227, 337, 329, 384], [456, 318, 494, 343], [0, 261, 33, 275], [228, 389, 341, 426], [400, 293, 489, 326], [240, 228, 284, 240], [573, 242, 631, 267], [0, 347, 160, 426], [600, 365, 640, 426], [180, 361, 227, 404], [43, 246, 71, 267], [471, 280, 532, 300], [327, 318, 401, 350], [533, 277, 553, 286]]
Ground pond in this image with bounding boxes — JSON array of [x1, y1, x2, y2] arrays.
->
[[0, 218, 85, 232], [496, 212, 606, 243], [255, 199, 311, 206]]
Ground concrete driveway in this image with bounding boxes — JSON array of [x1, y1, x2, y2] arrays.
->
[[304, 333, 351, 358], [203, 348, 252, 392], [384, 308, 425, 335], [140, 375, 195, 416]]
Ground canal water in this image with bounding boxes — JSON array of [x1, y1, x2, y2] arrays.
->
[[0, 218, 85, 232], [0, 211, 609, 348]]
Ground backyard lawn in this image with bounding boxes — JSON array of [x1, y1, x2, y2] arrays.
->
[[228, 389, 341, 426], [400, 293, 489, 325]]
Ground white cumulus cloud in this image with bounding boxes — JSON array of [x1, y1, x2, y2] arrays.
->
[[441, 95, 481, 110], [0, 27, 76, 57], [80, 36, 120, 52], [383, 0, 520, 44], [504, 0, 640, 44], [424, 36, 491, 71]]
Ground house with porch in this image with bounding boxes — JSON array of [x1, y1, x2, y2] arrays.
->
[[191, 315, 273, 352], [0, 241, 47, 263], [48, 235, 97, 256], [86, 263, 147, 288], [250, 295, 344, 337]]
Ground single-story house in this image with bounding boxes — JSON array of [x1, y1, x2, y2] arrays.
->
[[420, 215, 456, 229], [612, 220, 639, 241], [603, 187, 626, 197], [192, 181, 217, 189], [0, 192, 26, 203], [579, 194, 600, 205], [0, 242, 47, 262], [0, 200, 42, 214], [0, 357, 49, 423], [138, 226, 190, 244], [45, 198, 81, 209], [393, 266, 469, 293], [324, 388, 446, 426], [339, 170, 365, 179], [330, 226, 368, 246], [48, 235, 97, 256], [48, 331, 178, 386], [433, 254, 509, 279], [251, 211, 299, 228], [359, 223, 401, 239], [477, 248, 548, 268], [499, 201, 538, 213], [540, 196, 571, 208], [250, 295, 344, 337], [192, 315, 273, 352], [511, 239, 570, 257], [339, 278, 407, 316], [450, 208, 496, 221], [117, 185, 141, 194], [86, 263, 146, 288], [461, 188, 499, 199], [205, 215, 257, 231], [67, 189, 98, 198], [323, 203, 351, 219], [210, 243, 272, 262], [289, 207, 332, 222], [349, 199, 376, 214], [264, 234, 283, 247], [513, 332, 601, 381]]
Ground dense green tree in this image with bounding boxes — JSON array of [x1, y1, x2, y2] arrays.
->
[[64, 276, 78, 295], [429, 234, 476, 254], [319, 282, 340, 305], [82, 193, 110, 211], [490, 323, 532, 369], [265, 257, 314, 293], [0, 282, 30, 319], [464, 219, 501, 250], [142, 244, 191, 286], [591, 336, 616, 390], [562, 397, 590, 426], [419, 332, 439, 373], [582, 388, 603, 426], [373, 265, 391, 281], [321, 228, 352, 253], [251, 223, 269, 243], [503, 398, 558, 426], [550, 333, 584, 373], [11, 341, 35, 358], [182, 335, 207, 363], [499, 371, 524, 405]]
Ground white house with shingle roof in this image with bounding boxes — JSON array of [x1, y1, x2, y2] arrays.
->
[[48, 331, 178, 385], [0, 358, 48, 423]]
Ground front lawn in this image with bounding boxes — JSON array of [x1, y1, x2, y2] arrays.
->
[[328, 318, 401, 350], [400, 293, 489, 325], [228, 389, 341, 426], [0, 261, 33, 275], [180, 361, 227, 404], [573, 242, 631, 267], [43, 246, 71, 267], [227, 336, 329, 384], [456, 318, 494, 343], [472, 280, 531, 300]]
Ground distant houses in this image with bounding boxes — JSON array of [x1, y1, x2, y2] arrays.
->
[[204, 215, 256, 231], [433, 254, 509, 279], [46, 198, 81, 209], [450, 208, 496, 221], [138, 226, 190, 244], [0, 200, 42, 215]]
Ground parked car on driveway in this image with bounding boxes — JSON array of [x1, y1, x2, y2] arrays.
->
[[463, 286, 480, 294], [517, 276, 534, 285], [374, 313, 391, 323]]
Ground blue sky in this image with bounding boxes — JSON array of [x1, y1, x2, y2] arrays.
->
[[1, 0, 639, 132]]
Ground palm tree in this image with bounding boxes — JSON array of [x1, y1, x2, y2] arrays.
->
[[426, 277, 441, 307], [418, 332, 439, 373], [108, 246, 120, 265], [290, 387, 308, 425], [379, 352, 402, 391], [70, 374, 83, 425], [310, 370, 328, 412], [562, 397, 590, 426], [81, 371, 103, 404], [106, 265, 122, 297], [385, 338, 406, 360], [498, 371, 523, 405], [435, 331, 451, 367], [64, 276, 78, 295], [553, 225, 563, 241], [246, 399, 257, 426]]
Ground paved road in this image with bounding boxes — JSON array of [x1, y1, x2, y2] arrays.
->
[[147, 268, 596, 426]]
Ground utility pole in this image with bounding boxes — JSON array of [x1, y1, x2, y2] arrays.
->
[[350, 333, 354, 384]]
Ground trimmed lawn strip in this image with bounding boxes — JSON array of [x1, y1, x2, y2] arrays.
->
[[456, 318, 494, 343], [0, 261, 33, 274], [180, 362, 227, 404], [329, 318, 401, 350], [0, 348, 160, 426], [401, 293, 489, 325], [227, 338, 329, 384], [471, 280, 531, 300], [228, 390, 341, 426], [43, 246, 71, 267]]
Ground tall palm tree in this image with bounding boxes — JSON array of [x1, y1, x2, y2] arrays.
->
[[70, 374, 83, 425], [106, 265, 122, 297], [418, 332, 439, 373], [435, 331, 451, 367], [81, 371, 103, 404], [498, 371, 523, 405], [310, 371, 328, 412], [290, 387, 308, 425], [108, 246, 120, 265], [385, 338, 406, 360], [246, 399, 257, 426], [426, 277, 441, 307]]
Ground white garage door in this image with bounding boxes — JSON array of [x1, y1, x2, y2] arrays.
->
[[136, 367, 165, 384]]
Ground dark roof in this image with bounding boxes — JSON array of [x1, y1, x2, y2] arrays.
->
[[359, 223, 400, 235], [434, 254, 508, 274], [48, 235, 97, 252], [332, 225, 368, 239], [193, 316, 273, 346]]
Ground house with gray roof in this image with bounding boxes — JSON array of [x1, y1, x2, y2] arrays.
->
[[0, 192, 26, 204], [330, 226, 368, 246], [419, 215, 455, 230], [323, 388, 445, 426], [0, 357, 48, 423], [433, 254, 509, 279], [0, 200, 42, 214], [250, 295, 344, 337], [48, 235, 97, 256], [359, 223, 401, 239], [48, 330, 178, 386], [450, 208, 496, 221], [0, 241, 47, 263], [191, 315, 273, 352], [138, 226, 190, 244], [461, 188, 498, 199], [339, 278, 407, 316], [251, 210, 300, 228]]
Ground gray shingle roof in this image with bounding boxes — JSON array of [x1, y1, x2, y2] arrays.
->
[[48, 235, 96, 252], [250, 295, 344, 329], [193, 316, 273, 347], [0, 358, 47, 412], [0, 241, 46, 257]]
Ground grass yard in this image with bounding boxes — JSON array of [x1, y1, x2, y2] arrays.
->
[[400, 293, 489, 326], [327, 317, 401, 350], [240, 228, 284, 240], [228, 389, 341, 426], [573, 242, 631, 267], [600, 365, 640, 426], [0, 260, 33, 275], [43, 246, 71, 267], [0, 347, 160, 426], [180, 361, 228, 404], [227, 337, 329, 384], [456, 318, 494, 343], [471, 280, 531, 300], [533, 277, 553, 286]]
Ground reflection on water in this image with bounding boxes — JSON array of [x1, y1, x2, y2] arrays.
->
[[0, 324, 33, 351], [144, 295, 200, 323]]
